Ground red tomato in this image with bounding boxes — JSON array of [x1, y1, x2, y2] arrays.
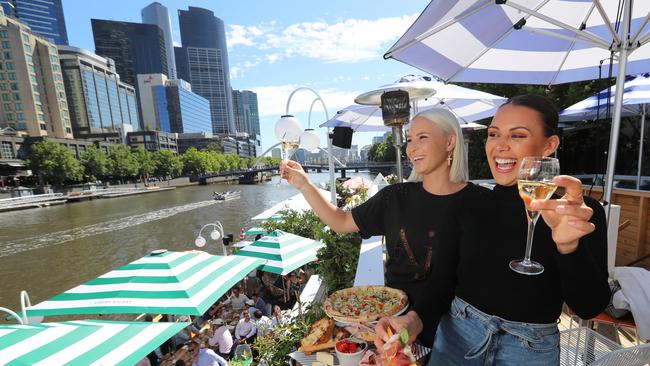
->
[[388, 352, 412, 366]]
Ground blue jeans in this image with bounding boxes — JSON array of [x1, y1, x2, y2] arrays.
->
[[427, 297, 560, 366]]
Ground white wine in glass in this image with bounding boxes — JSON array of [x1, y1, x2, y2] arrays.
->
[[277, 138, 299, 186], [510, 156, 560, 275]]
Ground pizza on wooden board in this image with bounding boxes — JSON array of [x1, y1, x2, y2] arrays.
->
[[323, 286, 408, 323]]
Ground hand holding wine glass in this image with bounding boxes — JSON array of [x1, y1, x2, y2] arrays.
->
[[529, 175, 595, 254], [510, 156, 560, 275]]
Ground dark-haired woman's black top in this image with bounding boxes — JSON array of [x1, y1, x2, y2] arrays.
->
[[414, 184, 610, 328], [351, 182, 483, 305]]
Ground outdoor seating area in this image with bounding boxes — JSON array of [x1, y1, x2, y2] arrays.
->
[[5, 1, 650, 365]]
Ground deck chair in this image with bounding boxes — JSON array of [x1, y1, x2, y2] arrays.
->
[[560, 327, 650, 366]]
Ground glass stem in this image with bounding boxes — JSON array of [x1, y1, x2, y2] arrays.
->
[[523, 214, 538, 264]]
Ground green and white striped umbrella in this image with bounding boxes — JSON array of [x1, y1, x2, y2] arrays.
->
[[26, 250, 264, 317], [0, 320, 187, 366], [245, 227, 268, 236], [234, 230, 324, 275]]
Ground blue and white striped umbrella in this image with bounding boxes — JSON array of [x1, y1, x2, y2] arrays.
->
[[560, 74, 649, 189], [384, 0, 650, 203], [560, 74, 650, 122], [321, 75, 504, 132]]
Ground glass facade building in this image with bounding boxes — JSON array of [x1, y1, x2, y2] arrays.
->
[[176, 7, 234, 135], [2, 0, 68, 45], [141, 2, 176, 79], [90, 19, 167, 87], [232, 90, 260, 137], [59, 46, 139, 137], [151, 81, 211, 134]]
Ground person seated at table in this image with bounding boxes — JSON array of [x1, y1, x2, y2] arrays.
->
[[252, 310, 272, 337], [270, 305, 284, 329], [174, 315, 195, 347], [374, 95, 610, 365], [251, 290, 268, 316], [240, 299, 260, 319], [280, 108, 477, 346], [234, 311, 256, 344], [217, 286, 249, 312], [187, 340, 227, 366], [206, 319, 233, 360]]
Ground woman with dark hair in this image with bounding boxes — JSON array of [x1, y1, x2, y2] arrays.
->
[[375, 95, 610, 365]]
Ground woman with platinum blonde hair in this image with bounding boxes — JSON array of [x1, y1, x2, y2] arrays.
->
[[406, 108, 468, 184], [280, 108, 482, 347]]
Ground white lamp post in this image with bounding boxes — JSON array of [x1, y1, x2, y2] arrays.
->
[[195, 220, 227, 256], [277, 86, 336, 204]]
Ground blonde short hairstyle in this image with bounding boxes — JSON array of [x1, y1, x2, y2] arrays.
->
[[406, 108, 469, 184]]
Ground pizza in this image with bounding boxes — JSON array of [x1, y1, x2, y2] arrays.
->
[[323, 286, 408, 323]]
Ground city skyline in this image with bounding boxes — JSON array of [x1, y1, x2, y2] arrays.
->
[[61, 0, 429, 152]]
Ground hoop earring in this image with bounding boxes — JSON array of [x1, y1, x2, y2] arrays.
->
[[447, 152, 453, 166]]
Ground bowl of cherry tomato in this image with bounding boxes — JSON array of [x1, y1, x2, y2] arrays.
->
[[335, 338, 367, 366]]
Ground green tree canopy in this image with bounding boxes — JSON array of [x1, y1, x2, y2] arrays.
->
[[134, 147, 156, 178], [107, 146, 138, 180], [180, 148, 209, 175], [27, 140, 83, 185], [80, 145, 108, 180], [153, 150, 183, 178]]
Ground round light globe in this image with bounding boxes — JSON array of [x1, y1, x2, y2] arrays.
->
[[210, 229, 221, 240], [300, 129, 320, 152], [194, 236, 206, 248], [274, 115, 302, 142]]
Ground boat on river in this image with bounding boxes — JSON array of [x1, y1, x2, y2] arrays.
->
[[213, 190, 241, 201]]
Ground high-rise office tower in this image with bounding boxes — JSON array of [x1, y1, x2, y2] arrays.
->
[[137, 73, 211, 134], [141, 2, 176, 79], [175, 6, 234, 135], [91, 19, 168, 87], [0, 8, 72, 138], [91, 19, 168, 129], [58, 46, 139, 138], [232, 90, 260, 138], [1, 0, 68, 45]]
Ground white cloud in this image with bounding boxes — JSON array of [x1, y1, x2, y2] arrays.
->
[[249, 84, 361, 118], [230, 58, 262, 79], [227, 14, 418, 63]]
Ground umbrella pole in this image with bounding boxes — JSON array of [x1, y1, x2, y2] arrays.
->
[[392, 126, 404, 182], [637, 105, 646, 190], [603, 1, 632, 208]]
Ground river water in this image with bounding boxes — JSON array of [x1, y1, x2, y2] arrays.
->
[[0, 172, 372, 315]]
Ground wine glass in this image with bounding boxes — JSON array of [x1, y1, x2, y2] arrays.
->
[[275, 115, 302, 186], [510, 156, 560, 275], [277, 134, 300, 186]]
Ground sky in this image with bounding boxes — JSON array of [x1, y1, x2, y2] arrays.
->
[[61, 0, 431, 153]]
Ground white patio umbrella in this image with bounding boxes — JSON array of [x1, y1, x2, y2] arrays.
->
[[251, 188, 331, 221], [321, 75, 504, 132], [561, 74, 650, 189], [384, 0, 650, 205], [0, 320, 187, 366], [25, 250, 264, 317]]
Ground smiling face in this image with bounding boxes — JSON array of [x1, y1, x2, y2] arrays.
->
[[406, 116, 454, 176], [486, 104, 559, 186]]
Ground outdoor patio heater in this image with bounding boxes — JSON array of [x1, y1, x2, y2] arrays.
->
[[380, 90, 410, 182]]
